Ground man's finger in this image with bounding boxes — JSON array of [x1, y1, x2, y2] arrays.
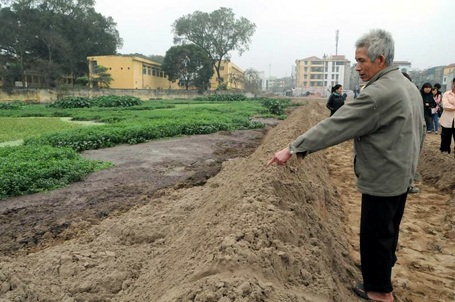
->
[[267, 157, 276, 166]]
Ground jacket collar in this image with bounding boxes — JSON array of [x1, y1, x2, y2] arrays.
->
[[364, 66, 399, 89]]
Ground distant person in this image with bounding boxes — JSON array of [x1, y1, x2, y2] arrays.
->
[[432, 86, 442, 134], [267, 29, 425, 302], [354, 85, 361, 98], [439, 77, 455, 156], [434, 83, 443, 117], [326, 84, 346, 116], [421, 82, 436, 133], [402, 72, 412, 82]]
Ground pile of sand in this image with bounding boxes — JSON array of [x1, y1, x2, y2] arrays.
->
[[1, 101, 453, 302]]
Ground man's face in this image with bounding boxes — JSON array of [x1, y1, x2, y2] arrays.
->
[[355, 47, 386, 82]]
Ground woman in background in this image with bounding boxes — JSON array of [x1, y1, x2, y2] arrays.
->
[[421, 82, 436, 133], [326, 84, 346, 116], [432, 86, 442, 134], [439, 77, 455, 156]]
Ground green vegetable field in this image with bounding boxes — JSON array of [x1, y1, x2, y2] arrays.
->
[[0, 95, 292, 199]]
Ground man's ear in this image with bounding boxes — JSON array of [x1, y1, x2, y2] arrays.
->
[[376, 55, 386, 66]]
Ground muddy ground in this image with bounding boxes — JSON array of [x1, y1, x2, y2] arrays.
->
[[0, 101, 454, 302]]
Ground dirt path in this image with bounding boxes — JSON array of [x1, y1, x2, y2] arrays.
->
[[326, 134, 455, 302], [0, 101, 453, 301]]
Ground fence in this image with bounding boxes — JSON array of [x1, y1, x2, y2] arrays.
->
[[0, 88, 224, 103]]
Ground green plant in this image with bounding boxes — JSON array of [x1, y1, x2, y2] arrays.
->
[[0, 145, 112, 199], [259, 98, 291, 115], [0, 100, 23, 110], [93, 95, 143, 107], [49, 97, 93, 109]]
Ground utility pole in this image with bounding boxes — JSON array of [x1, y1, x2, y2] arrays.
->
[[335, 29, 339, 55]]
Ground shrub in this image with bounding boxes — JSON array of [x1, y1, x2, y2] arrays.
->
[[93, 95, 143, 107], [0, 100, 23, 110], [49, 97, 93, 109], [259, 98, 291, 115]]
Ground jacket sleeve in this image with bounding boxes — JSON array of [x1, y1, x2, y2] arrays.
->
[[290, 93, 380, 155]]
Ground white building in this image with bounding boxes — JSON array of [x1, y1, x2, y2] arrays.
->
[[295, 55, 351, 97]]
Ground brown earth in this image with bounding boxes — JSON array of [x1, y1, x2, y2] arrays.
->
[[0, 101, 454, 302]]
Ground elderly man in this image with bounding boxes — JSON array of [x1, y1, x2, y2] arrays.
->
[[267, 29, 425, 302]]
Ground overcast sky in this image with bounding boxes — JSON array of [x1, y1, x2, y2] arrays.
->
[[94, 0, 454, 78]]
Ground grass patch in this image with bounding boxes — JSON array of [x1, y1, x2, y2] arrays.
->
[[0, 117, 95, 143]]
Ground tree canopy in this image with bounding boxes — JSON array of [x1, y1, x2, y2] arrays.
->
[[0, 0, 122, 88], [244, 68, 262, 95], [162, 44, 214, 91], [172, 7, 255, 87]]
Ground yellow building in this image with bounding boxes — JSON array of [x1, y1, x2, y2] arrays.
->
[[87, 55, 178, 89], [87, 55, 244, 91], [210, 60, 244, 90]]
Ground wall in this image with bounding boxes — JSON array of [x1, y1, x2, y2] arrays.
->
[[0, 88, 214, 103]]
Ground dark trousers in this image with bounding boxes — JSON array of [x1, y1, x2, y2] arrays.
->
[[424, 113, 433, 131], [440, 121, 455, 153], [360, 192, 407, 293]]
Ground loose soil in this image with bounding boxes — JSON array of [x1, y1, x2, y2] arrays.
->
[[0, 101, 453, 302]]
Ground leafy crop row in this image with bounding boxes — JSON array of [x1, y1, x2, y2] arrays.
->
[[49, 95, 143, 109], [0, 145, 111, 199], [24, 119, 263, 151]]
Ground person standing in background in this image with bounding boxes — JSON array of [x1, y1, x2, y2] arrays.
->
[[421, 82, 436, 133], [439, 77, 455, 156], [434, 83, 443, 117], [432, 86, 442, 134], [326, 84, 346, 116], [268, 29, 425, 302]]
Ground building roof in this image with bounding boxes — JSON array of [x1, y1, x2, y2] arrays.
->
[[392, 61, 411, 65], [299, 56, 322, 61]]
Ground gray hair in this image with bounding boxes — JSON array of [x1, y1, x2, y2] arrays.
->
[[355, 29, 395, 66]]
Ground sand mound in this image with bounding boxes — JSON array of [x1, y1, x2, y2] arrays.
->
[[1, 101, 453, 302]]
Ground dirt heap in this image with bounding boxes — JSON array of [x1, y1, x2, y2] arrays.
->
[[0, 101, 454, 302], [0, 102, 359, 301]]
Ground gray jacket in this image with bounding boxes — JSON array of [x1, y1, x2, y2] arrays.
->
[[290, 66, 426, 196]]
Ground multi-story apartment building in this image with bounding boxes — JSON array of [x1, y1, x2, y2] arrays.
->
[[295, 55, 351, 96], [87, 55, 244, 91]]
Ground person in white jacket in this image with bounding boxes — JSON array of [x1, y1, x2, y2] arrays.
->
[[439, 77, 455, 156]]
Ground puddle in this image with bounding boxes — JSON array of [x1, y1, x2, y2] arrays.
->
[[0, 140, 23, 147], [59, 117, 105, 125]]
